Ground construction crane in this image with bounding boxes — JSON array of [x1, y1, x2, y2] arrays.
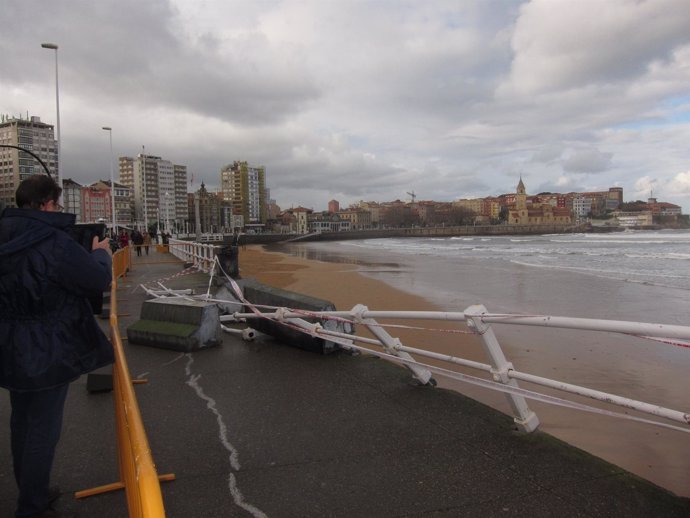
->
[[407, 191, 417, 203]]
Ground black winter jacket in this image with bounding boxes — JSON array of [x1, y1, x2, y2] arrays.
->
[[0, 208, 114, 391]]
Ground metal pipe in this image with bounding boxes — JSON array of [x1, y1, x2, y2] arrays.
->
[[509, 370, 689, 424], [476, 313, 690, 340], [233, 309, 690, 341]]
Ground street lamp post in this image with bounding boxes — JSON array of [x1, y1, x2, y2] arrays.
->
[[141, 146, 149, 233], [40, 43, 61, 192], [102, 127, 116, 235], [165, 191, 171, 234]]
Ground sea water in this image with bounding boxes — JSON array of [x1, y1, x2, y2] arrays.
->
[[287, 230, 690, 322], [281, 230, 690, 496]]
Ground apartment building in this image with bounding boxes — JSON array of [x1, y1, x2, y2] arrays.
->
[[220, 161, 267, 224], [337, 208, 372, 230], [0, 115, 57, 208], [62, 178, 83, 221], [119, 153, 187, 231]]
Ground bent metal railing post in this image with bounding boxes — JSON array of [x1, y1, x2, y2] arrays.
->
[[75, 247, 174, 517], [350, 304, 434, 385], [464, 304, 539, 432]]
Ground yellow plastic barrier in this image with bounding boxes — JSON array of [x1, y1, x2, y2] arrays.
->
[[113, 245, 131, 279], [75, 247, 174, 517]]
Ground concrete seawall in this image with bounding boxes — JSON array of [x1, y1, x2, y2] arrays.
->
[[236, 223, 591, 245]]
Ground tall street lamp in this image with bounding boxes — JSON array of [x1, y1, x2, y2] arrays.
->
[[165, 191, 171, 233], [142, 145, 148, 232], [41, 42, 62, 192], [102, 127, 116, 235]]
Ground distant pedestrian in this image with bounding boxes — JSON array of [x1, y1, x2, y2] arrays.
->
[[132, 230, 144, 256], [0, 174, 114, 518], [118, 229, 129, 249], [143, 231, 151, 255]]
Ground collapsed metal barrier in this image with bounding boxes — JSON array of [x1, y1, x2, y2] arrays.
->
[[137, 244, 690, 436], [226, 301, 690, 433], [75, 246, 174, 517], [145, 249, 690, 435]]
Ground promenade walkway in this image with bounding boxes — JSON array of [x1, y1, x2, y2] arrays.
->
[[1, 248, 689, 517]]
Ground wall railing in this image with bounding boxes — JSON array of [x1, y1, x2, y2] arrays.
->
[[167, 238, 218, 273]]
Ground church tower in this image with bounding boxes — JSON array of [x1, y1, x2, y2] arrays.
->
[[516, 176, 527, 211], [511, 176, 528, 224]]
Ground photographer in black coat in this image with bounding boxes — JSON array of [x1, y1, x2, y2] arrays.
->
[[0, 175, 114, 518]]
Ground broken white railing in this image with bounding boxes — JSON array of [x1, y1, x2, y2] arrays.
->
[[226, 302, 690, 434], [167, 238, 218, 273], [141, 251, 690, 435]]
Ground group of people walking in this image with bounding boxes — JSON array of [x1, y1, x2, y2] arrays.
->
[[117, 229, 156, 256], [129, 229, 152, 256]]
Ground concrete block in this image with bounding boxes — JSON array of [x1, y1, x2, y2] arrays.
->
[[241, 278, 352, 354], [86, 365, 113, 393], [126, 297, 221, 352]]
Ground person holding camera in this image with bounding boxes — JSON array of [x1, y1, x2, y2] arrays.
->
[[0, 174, 114, 518]]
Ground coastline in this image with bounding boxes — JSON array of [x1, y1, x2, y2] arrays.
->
[[237, 243, 690, 498]]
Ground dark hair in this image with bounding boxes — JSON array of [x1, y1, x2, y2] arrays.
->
[[15, 174, 62, 209]]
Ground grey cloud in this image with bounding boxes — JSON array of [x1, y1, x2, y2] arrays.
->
[[562, 148, 613, 174], [531, 145, 563, 164], [508, 0, 690, 94], [1, 0, 319, 125]]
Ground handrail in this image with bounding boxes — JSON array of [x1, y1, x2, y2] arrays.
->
[[228, 302, 690, 431], [75, 246, 174, 517], [167, 238, 218, 273]]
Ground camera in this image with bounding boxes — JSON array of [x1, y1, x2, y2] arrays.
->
[[68, 223, 107, 251], [68, 223, 108, 315]]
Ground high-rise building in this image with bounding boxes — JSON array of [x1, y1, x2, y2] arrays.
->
[[119, 153, 187, 231], [62, 178, 83, 221], [0, 115, 58, 208], [220, 161, 267, 224], [173, 164, 188, 225]]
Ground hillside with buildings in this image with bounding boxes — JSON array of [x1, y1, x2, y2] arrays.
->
[[1, 114, 685, 234]]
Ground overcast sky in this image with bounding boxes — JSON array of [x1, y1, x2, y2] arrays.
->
[[2, 0, 690, 212]]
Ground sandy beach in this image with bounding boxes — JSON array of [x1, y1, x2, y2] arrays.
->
[[238, 244, 690, 498], [238, 244, 488, 366]]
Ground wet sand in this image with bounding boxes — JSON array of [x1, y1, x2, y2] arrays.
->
[[238, 244, 487, 363], [238, 244, 690, 497]]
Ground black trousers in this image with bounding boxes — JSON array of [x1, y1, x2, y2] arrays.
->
[[10, 383, 69, 518]]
